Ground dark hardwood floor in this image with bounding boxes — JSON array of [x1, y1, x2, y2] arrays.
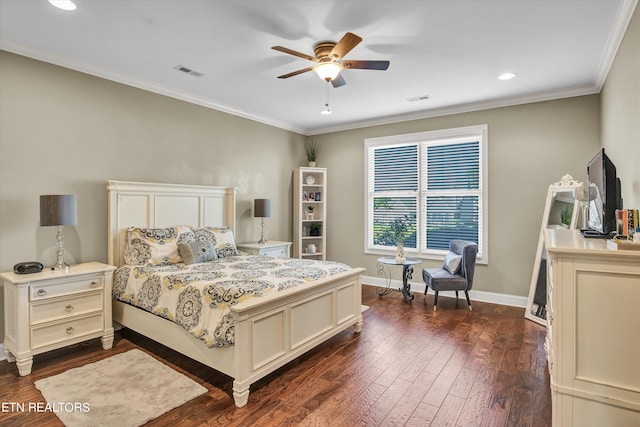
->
[[0, 285, 551, 426]]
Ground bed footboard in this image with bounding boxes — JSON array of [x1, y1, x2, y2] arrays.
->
[[230, 268, 364, 407]]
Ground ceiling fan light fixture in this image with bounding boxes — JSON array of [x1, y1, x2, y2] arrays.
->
[[314, 62, 342, 82], [48, 0, 77, 10]]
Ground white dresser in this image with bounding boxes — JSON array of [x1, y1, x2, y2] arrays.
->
[[544, 229, 640, 426], [237, 241, 292, 258], [1, 262, 115, 375]]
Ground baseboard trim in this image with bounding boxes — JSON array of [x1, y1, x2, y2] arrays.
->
[[363, 276, 527, 308], [0, 343, 6, 362]]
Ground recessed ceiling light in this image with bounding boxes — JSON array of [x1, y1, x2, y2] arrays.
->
[[499, 72, 517, 80], [48, 0, 77, 11]]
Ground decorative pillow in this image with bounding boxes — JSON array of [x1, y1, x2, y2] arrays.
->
[[124, 226, 192, 266], [191, 226, 240, 258], [443, 252, 463, 275], [177, 240, 217, 265]]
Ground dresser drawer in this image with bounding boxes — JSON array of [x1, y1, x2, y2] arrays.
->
[[30, 291, 103, 324], [31, 276, 103, 301], [30, 313, 104, 350]]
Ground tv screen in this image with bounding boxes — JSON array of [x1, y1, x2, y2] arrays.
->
[[586, 148, 619, 236]]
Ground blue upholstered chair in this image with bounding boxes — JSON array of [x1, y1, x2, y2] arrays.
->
[[422, 240, 478, 311]]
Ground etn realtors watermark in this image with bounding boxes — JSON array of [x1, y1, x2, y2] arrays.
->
[[2, 401, 90, 413]]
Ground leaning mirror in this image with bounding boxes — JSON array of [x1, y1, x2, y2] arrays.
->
[[525, 175, 582, 325]]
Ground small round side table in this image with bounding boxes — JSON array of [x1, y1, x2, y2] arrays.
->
[[376, 257, 421, 303]]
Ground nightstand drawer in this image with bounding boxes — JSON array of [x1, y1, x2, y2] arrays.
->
[[30, 291, 103, 324], [31, 313, 104, 350], [262, 246, 289, 258], [31, 276, 103, 301]]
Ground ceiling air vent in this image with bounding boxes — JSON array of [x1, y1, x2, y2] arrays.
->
[[407, 94, 430, 102], [174, 65, 204, 77]]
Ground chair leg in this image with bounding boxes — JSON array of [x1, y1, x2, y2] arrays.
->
[[433, 291, 438, 311], [464, 290, 472, 311], [455, 290, 459, 300]]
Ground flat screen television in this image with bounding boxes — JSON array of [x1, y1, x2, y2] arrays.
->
[[582, 148, 621, 238]]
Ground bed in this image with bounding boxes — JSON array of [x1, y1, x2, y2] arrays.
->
[[107, 180, 365, 407]]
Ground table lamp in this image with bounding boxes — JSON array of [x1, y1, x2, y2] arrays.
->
[[40, 194, 77, 271], [254, 199, 271, 244]]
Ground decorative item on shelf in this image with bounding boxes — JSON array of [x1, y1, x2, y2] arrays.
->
[[306, 243, 316, 254], [309, 222, 322, 236], [254, 198, 271, 244], [305, 139, 319, 167], [304, 175, 316, 185], [314, 191, 321, 202], [40, 194, 77, 272], [390, 216, 409, 263], [306, 205, 314, 220]]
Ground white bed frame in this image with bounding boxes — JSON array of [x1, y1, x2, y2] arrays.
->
[[106, 180, 365, 407]]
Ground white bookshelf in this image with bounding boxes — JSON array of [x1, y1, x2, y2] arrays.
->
[[293, 167, 327, 260]]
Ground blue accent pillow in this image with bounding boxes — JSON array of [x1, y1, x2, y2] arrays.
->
[[178, 241, 217, 265]]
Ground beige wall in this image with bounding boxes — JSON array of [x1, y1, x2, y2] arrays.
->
[[601, 5, 639, 209], [0, 51, 306, 340], [317, 97, 601, 298]]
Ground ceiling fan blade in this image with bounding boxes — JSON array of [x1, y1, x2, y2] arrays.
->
[[271, 46, 317, 62], [343, 60, 390, 70], [331, 74, 347, 88], [330, 32, 362, 59], [277, 67, 314, 79]]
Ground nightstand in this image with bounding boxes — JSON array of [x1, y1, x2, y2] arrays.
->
[[1, 262, 116, 376], [237, 241, 292, 258]]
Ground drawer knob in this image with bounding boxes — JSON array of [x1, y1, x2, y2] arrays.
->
[[65, 305, 73, 312], [90, 281, 99, 288], [37, 289, 47, 296], [66, 327, 74, 335]]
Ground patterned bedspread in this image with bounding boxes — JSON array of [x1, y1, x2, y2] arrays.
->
[[113, 255, 352, 347]]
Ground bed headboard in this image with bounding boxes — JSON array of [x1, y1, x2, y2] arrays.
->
[[107, 180, 236, 267]]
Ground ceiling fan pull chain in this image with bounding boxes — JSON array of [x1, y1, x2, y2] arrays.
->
[[321, 81, 332, 115]]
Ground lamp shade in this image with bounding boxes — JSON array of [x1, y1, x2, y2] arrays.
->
[[254, 199, 271, 218], [40, 195, 77, 226]]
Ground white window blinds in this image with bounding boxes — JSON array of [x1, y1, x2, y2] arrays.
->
[[365, 125, 487, 262]]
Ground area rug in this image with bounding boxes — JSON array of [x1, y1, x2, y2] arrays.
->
[[34, 349, 207, 427]]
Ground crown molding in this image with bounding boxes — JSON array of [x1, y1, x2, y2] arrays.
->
[[0, 40, 306, 135]]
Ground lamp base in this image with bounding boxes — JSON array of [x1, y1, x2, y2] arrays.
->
[[52, 262, 70, 272], [257, 218, 267, 245], [53, 225, 70, 272]]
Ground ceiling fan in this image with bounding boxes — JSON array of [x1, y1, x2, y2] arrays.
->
[[271, 32, 390, 88]]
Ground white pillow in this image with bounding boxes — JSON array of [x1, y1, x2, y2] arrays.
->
[[443, 252, 463, 275]]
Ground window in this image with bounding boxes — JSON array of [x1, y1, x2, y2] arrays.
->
[[365, 125, 487, 263]]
